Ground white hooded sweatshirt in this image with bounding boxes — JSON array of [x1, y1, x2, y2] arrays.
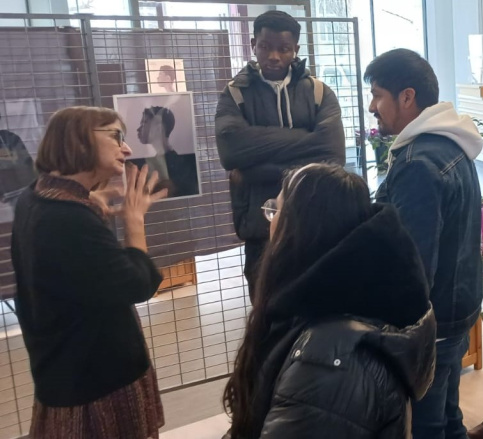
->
[[388, 102, 483, 167]]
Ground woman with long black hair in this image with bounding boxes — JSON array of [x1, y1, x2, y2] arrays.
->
[[224, 163, 436, 438]]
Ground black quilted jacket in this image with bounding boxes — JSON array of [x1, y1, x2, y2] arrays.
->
[[234, 204, 437, 439], [215, 59, 345, 242]]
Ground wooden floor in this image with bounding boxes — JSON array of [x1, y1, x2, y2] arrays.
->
[[160, 367, 483, 437]]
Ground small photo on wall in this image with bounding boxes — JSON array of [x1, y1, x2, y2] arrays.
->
[[113, 92, 201, 200], [145, 59, 187, 93]]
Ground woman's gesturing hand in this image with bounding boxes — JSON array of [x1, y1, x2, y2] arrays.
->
[[123, 163, 168, 219], [122, 163, 168, 252]]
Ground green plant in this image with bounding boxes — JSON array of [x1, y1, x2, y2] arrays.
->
[[367, 128, 395, 172], [472, 117, 483, 137]]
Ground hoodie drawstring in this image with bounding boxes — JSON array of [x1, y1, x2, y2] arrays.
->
[[276, 85, 284, 128], [284, 86, 293, 129], [261, 66, 293, 129]]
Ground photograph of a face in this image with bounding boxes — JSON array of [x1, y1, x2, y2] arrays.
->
[[145, 59, 187, 94], [0, 99, 41, 223], [113, 93, 201, 200]]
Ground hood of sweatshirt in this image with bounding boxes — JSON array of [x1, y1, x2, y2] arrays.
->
[[389, 102, 482, 161], [230, 58, 310, 129]]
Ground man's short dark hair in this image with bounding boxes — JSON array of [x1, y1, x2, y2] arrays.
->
[[364, 48, 439, 110], [253, 10, 301, 43], [159, 65, 176, 82], [143, 106, 175, 137]]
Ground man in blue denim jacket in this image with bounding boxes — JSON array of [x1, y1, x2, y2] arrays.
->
[[365, 48, 483, 439]]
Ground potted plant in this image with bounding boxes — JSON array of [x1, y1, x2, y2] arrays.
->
[[367, 128, 395, 172], [473, 117, 483, 135]]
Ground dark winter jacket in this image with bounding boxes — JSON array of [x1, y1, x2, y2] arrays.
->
[[244, 204, 436, 439], [376, 102, 483, 338], [215, 59, 345, 241], [11, 178, 162, 407]]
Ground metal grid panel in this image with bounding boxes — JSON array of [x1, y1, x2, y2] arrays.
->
[[0, 13, 363, 439]]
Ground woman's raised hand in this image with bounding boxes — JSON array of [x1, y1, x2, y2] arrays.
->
[[123, 163, 168, 219], [122, 163, 168, 252]]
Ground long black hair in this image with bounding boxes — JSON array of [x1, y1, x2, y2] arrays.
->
[[223, 163, 373, 438]]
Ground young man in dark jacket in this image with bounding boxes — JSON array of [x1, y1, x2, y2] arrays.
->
[[365, 48, 483, 439], [215, 10, 345, 302]]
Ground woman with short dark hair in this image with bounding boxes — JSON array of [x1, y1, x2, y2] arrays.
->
[[224, 163, 436, 439], [12, 106, 167, 439]]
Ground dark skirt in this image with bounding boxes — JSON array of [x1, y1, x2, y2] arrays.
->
[[29, 365, 164, 439]]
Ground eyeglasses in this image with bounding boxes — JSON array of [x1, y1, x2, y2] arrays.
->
[[261, 198, 278, 222], [93, 129, 125, 147]]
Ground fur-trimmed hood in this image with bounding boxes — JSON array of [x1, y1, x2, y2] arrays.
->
[[265, 203, 436, 399], [267, 203, 430, 327]]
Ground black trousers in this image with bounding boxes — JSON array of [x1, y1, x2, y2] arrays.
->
[[244, 240, 266, 304]]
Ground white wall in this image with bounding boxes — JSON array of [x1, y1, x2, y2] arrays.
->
[[452, 0, 481, 84], [426, 0, 456, 103], [426, 0, 483, 104]]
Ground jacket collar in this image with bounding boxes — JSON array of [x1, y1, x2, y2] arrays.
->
[[287, 307, 436, 400], [231, 57, 310, 88], [35, 174, 106, 221], [388, 102, 483, 167]]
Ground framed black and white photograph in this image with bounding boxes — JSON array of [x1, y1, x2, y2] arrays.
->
[[145, 59, 187, 94], [0, 98, 42, 223], [113, 92, 201, 200]]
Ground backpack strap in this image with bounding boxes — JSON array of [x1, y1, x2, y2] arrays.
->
[[228, 80, 244, 107], [309, 76, 324, 108], [228, 76, 324, 110]]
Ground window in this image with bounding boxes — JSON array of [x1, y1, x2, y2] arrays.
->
[[373, 0, 425, 56], [162, 2, 229, 30], [67, 0, 131, 28]]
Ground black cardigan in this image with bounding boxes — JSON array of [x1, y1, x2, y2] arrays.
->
[[11, 185, 162, 407]]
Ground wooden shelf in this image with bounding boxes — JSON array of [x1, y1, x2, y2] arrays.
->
[[158, 258, 197, 291]]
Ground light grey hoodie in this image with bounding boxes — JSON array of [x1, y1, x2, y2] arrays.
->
[[388, 102, 483, 167], [260, 66, 294, 129]]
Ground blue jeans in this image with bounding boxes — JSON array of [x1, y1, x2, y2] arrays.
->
[[412, 334, 470, 439]]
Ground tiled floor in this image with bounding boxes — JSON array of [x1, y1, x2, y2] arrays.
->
[[159, 378, 228, 432], [135, 246, 251, 392], [160, 414, 229, 439], [159, 367, 483, 438]]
